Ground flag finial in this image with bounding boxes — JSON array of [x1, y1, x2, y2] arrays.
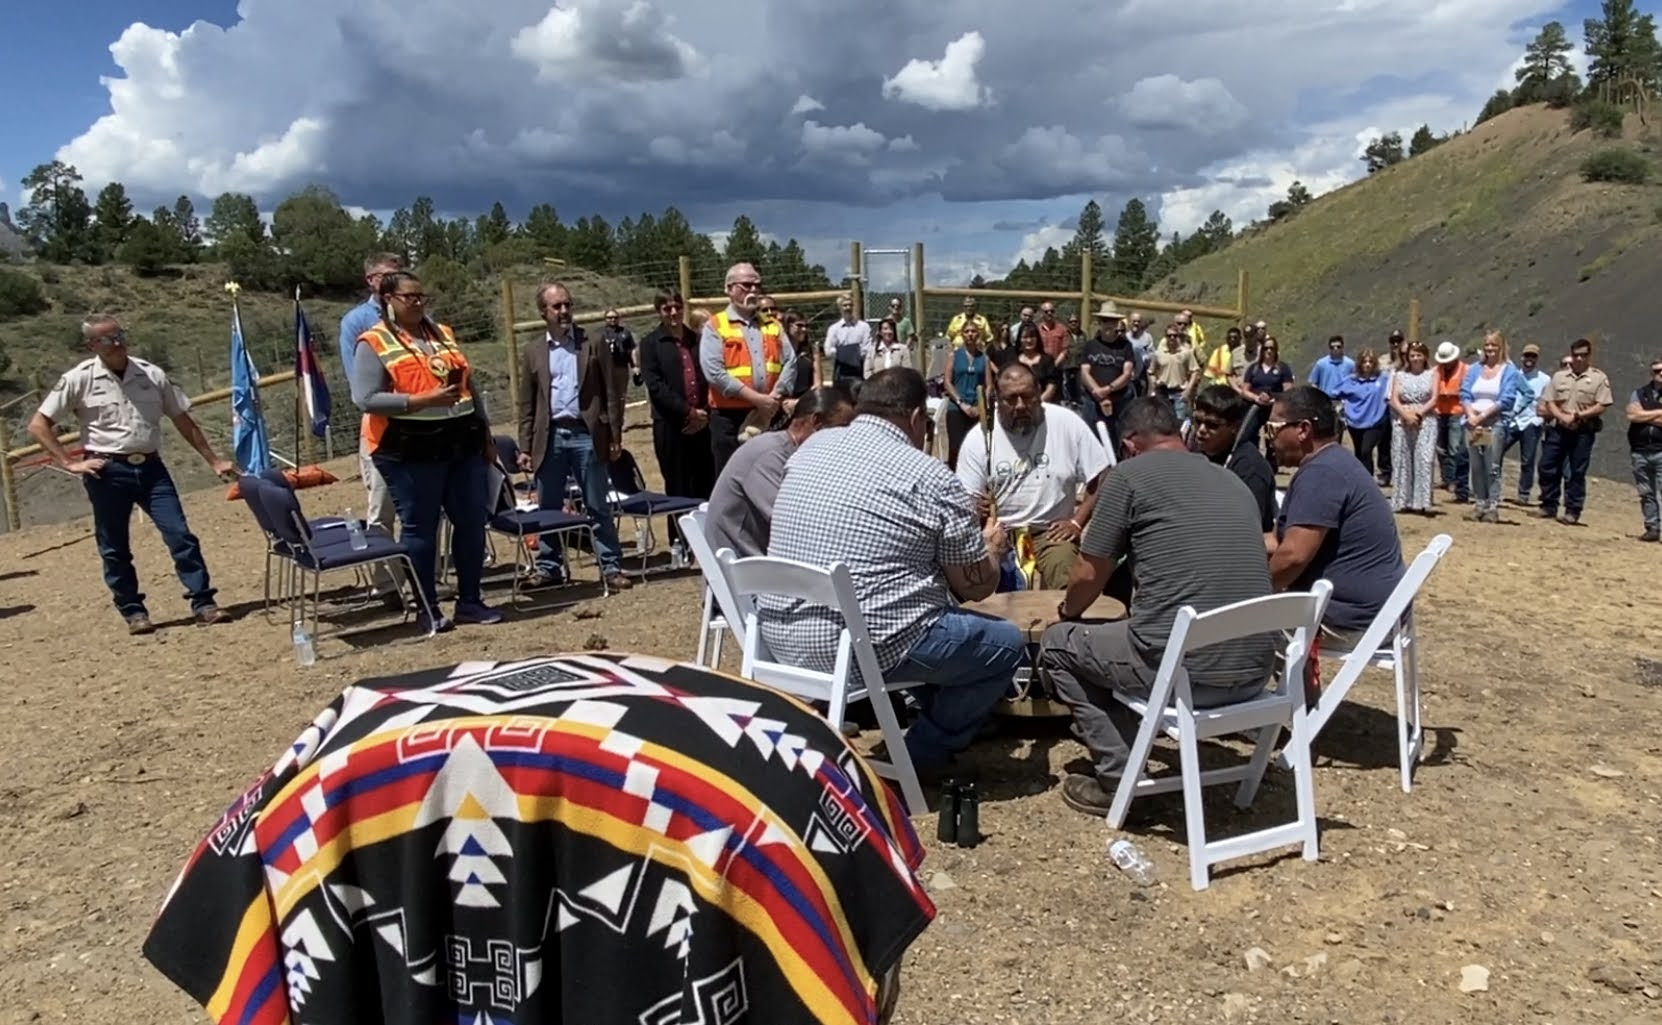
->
[[224, 281, 242, 296]]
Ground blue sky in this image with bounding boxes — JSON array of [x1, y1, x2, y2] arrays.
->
[[2, 0, 1606, 286]]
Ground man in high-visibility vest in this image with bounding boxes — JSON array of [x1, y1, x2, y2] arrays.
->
[[947, 296, 992, 348], [699, 262, 798, 474]]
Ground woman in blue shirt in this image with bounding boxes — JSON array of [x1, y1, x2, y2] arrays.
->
[[942, 320, 990, 468], [1336, 349, 1392, 483]]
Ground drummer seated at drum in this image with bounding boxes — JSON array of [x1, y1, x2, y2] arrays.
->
[[1038, 397, 1277, 817], [956, 362, 1110, 590]]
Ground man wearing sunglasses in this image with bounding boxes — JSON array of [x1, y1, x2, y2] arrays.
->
[[1625, 357, 1662, 542], [28, 316, 237, 634]]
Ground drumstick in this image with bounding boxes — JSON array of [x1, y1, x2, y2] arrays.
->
[[977, 384, 997, 521]]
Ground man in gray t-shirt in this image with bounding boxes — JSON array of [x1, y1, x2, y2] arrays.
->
[[1038, 398, 1276, 816], [703, 386, 855, 557]]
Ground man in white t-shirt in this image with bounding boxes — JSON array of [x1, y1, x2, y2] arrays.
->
[[957, 362, 1111, 587]]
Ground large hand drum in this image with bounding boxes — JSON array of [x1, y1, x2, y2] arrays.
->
[[964, 590, 1126, 717]]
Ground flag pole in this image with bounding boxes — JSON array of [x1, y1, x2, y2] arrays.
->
[[293, 285, 305, 466], [225, 281, 242, 472]]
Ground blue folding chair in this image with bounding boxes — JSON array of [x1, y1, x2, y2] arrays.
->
[[258, 479, 436, 641], [606, 448, 702, 576], [237, 475, 363, 615], [486, 436, 605, 604]]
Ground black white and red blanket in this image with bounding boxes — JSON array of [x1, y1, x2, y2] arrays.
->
[[142, 652, 933, 1025]]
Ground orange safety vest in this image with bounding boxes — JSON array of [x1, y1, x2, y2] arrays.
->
[[708, 311, 784, 411], [1431, 364, 1464, 415], [357, 320, 476, 452]]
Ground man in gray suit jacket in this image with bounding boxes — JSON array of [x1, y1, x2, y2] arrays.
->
[[516, 281, 632, 591]]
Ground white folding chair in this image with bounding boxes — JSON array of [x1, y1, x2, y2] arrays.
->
[[1108, 580, 1333, 891], [1304, 533, 1452, 793], [718, 551, 928, 816], [677, 507, 746, 667]]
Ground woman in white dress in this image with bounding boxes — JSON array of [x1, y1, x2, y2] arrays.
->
[[1388, 341, 1438, 513]]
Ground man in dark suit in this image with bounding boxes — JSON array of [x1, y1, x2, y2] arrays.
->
[[638, 288, 715, 503], [516, 281, 632, 590]]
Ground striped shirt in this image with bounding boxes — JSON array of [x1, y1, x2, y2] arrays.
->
[[762, 416, 986, 671], [1082, 449, 1276, 688]]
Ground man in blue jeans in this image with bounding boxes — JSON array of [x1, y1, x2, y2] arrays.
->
[[1624, 358, 1662, 542], [27, 315, 237, 634], [1537, 338, 1612, 526], [758, 368, 1024, 775], [515, 282, 632, 590]]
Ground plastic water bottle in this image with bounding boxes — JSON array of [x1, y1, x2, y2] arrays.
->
[[291, 622, 316, 667], [670, 540, 686, 569], [1108, 838, 1157, 886], [345, 508, 368, 551]]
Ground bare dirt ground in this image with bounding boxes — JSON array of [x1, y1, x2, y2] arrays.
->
[[1, 425, 1660, 1025]]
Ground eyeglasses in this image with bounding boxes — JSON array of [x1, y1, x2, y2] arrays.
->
[[759, 306, 778, 314], [728, 280, 762, 291], [390, 292, 427, 304], [93, 329, 129, 344], [1191, 416, 1227, 431], [544, 300, 571, 310], [660, 303, 683, 312], [1651, 366, 1662, 374], [1264, 418, 1308, 433]]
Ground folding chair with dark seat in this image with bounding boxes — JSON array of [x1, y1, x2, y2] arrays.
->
[[259, 480, 437, 641], [485, 437, 605, 605], [237, 475, 362, 615], [606, 448, 703, 576]]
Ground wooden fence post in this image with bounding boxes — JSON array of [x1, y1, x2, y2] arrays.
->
[[502, 280, 520, 428], [1079, 250, 1093, 318], [0, 419, 18, 532], [849, 241, 864, 320], [1237, 269, 1251, 323], [1408, 298, 1422, 344], [911, 242, 927, 370], [678, 255, 693, 304]]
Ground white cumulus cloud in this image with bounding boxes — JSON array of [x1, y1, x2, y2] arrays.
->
[[882, 31, 991, 111], [790, 94, 826, 115], [510, 0, 701, 82], [1119, 75, 1249, 131]]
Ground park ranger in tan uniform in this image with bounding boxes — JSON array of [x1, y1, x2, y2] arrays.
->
[[27, 315, 237, 634]]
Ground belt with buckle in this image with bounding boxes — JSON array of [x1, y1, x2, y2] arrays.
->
[[550, 417, 586, 431], [88, 451, 154, 465]]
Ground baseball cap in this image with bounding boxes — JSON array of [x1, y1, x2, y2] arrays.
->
[[1521, 343, 1541, 357]]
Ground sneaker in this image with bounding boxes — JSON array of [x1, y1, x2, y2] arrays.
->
[[124, 612, 156, 636], [453, 601, 504, 625], [1559, 512, 1581, 526], [1464, 508, 1484, 522], [1641, 528, 1661, 543], [1060, 774, 1119, 817], [1535, 507, 1558, 519], [1481, 509, 1501, 524], [522, 568, 567, 589], [194, 605, 233, 626], [604, 573, 634, 591]]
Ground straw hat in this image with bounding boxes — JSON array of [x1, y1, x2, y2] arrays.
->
[[1094, 300, 1124, 321], [1434, 341, 1462, 365]]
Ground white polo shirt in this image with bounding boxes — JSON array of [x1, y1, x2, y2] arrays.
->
[[37, 356, 190, 455], [955, 403, 1109, 527]]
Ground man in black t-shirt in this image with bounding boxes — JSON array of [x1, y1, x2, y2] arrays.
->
[[1080, 301, 1136, 453], [1192, 384, 1278, 551]]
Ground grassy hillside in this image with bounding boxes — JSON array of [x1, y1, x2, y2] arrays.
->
[[1155, 103, 1661, 481], [1160, 104, 1661, 362]]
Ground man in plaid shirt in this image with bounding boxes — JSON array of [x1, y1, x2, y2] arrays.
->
[[760, 368, 1025, 772]]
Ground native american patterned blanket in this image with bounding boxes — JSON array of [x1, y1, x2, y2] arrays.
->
[[142, 652, 934, 1025]]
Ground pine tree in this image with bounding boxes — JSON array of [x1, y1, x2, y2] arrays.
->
[[1516, 21, 1577, 102], [722, 215, 766, 270], [1362, 132, 1406, 173], [1476, 89, 1516, 124], [1585, 0, 1662, 97], [519, 203, 565, 256], [1108, 198, 1158, 292], [91, 182, 134, 261], [476, 201, 512, 248], [1408, 124, 1440, 157], [17, 161, 95, 263]]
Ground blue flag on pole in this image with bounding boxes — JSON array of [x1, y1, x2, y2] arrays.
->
[[229, 302, 272, 474], [295, 300, 332, 438]]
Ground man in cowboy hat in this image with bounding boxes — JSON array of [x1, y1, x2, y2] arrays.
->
[[1430, 340, 1470, 501], [1080, 300, 1137, 452], [946, 295, 991, 349]]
